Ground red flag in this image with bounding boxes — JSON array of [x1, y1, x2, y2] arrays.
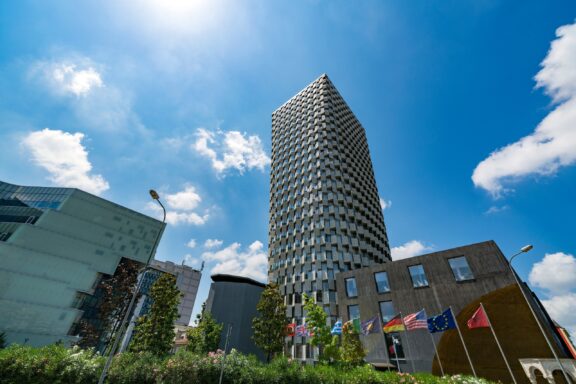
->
[[286, 323, 296, 336], [467, 306, 489, 329]]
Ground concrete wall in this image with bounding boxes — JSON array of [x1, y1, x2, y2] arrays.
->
[[336, 241, 512, 371], [336, 240, 568, 382]]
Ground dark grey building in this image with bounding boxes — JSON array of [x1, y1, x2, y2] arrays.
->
[[205, 274, 265, 360], [269, 74, 390, 358], [336, 241, 571, 383]]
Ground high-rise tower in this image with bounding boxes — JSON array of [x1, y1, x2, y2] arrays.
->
[[269, 74, 390, 358]]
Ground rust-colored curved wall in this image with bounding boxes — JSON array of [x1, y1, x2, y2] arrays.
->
[[432, 284, 562, 383]]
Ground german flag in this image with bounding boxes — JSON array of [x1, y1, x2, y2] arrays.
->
[[383, 314, 405, 333]]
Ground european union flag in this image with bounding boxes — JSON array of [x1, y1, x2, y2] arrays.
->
[[427, 309, 457, 333]]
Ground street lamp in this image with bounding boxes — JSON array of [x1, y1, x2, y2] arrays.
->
[[507, 245, 570, 383], [97, 189, 167, 384]]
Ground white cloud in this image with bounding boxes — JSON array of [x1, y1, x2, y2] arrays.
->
[[30, 60, 103, 97], [186, 239, 197, 249], [146, 184, 209, 226], [202, 240, 268, 282], [391, 240, 433, 261], [193, 128, 270, 175], [529, 252, 576, 336], [484, 205, 510, 215], [21, 128, 109, 195], [30, 57, 148, 134], [204, 239, 223, 249], [166, 185, 202, 211], [379, 197, 392, 210], [540, 293, 576, 337], [529, 252, 576, 294], [472, 21, 576, 197], [51, 64, 103, 97]]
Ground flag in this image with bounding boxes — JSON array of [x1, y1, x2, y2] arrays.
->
[[353, 318, 361, 333], [343, 319, 361, 334], [403, 309, 428, 331], [383, 314, 405, 333], [295, 324, 308, 337], [467, 306, 489, 329], [331, 320, 342, 335], [427, 309, 456, 333], [286, 323, 296, 337], [361, 316, 381, 335]]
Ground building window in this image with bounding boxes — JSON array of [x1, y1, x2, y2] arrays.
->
[[448, 256, 474, 281], [379, 301, 395, 323], [348, 304, 360, 320], [345, 277, 357, 297], [374, 271, 390, 293], [408, 264, 429, 288]]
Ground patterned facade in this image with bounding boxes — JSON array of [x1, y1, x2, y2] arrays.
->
[[268, 74, 390, 357], [0, 180, 164, 346]]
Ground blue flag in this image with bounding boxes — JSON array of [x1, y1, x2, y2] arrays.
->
[[361, 316, 381, 335], [427, 309, 456, 333], [331, 320, 342, 335]]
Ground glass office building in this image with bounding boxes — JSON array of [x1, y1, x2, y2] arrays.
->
[[0, 180, 165, 346], [268, 74, 390, 358]]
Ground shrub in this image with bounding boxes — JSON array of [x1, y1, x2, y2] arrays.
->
[[0, 344, 495, 384], [106, 351, 162, 384], [0, 344, 102, 384]]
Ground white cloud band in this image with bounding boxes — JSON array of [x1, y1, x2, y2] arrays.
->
[[472, 22, 576, 197], [22, 128, 109, 195]]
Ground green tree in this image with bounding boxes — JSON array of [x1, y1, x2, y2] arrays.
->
[[186, 307, 223, 354], [339, 321, 365, 366], [252, 283, 288, 362], [130, 273, 181, 356], [302, 293, 339, 362]]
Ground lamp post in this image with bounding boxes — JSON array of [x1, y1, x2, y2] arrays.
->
[[507, 245, 570, 383], [97, 190, 166, 384]]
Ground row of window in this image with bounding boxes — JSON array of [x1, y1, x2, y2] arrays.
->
[[345, 256, 474, 297]]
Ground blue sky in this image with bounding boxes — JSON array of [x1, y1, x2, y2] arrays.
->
[[1, 1, 575, 333]]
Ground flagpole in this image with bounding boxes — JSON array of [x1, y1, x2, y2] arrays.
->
[[392, 336, 402, 373], [378, 315, 392, 371], [450, 306, 477, 378], [400, 312, 417, 373], [429, 332, 445, 377], [481, 303, 517, 384]]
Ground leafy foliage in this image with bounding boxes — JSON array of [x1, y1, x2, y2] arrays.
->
[[0, 344, 103, 384], [186, 309, 223, 355], [0, 344, 497, 384], [252, 283, 288, 362], [340, 321, 366, 366], [130, 273, 181, 356], [302, 293, 339, 362]]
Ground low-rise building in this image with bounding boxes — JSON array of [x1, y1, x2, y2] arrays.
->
[[335, 241, 573, 383], [205, 274, 266, 360]]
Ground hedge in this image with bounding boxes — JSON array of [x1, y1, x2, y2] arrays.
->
[[0, 345, 494, 384]]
